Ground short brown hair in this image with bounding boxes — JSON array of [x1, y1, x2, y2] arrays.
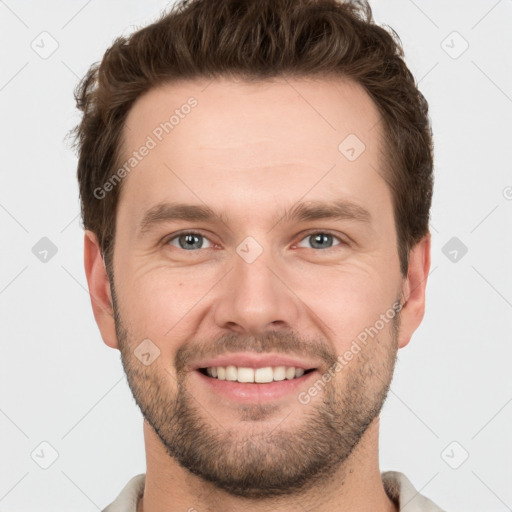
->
[[73, 0, 433, 277]]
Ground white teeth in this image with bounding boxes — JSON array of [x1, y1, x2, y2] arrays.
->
[[237, 367, 254, 383], [255, 367, 273, 383], [273, 366, 286, 381], [225, 365, 237, 381], [285, 367, 296, 380], [203, 365, 310, 383]]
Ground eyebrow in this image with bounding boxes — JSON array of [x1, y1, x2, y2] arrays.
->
[[280, 199, 371, 225], [138, 199, 372, 235]]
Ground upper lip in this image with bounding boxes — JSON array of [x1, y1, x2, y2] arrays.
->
[[191, 353, 321, 371]]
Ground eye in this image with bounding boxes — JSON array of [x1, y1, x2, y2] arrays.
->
[[296, 231, 345, 250], [166, 231, 214, 251]]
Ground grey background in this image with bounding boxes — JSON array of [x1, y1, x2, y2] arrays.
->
[[1, 0, 511, 510]]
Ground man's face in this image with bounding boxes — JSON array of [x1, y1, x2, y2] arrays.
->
[[107, 76, 408, 497]]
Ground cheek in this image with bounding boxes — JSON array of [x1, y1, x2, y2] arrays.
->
[[287, 264, 393, 345], [116, 249, 398, 354], [116, 265, 216, 339]]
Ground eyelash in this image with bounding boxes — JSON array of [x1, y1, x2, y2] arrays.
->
[[164, 230, 348, 252]]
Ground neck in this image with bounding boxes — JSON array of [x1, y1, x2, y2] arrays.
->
[[137, 418, 398, 512]]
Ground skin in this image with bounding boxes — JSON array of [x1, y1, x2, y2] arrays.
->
[[84, 76, 431, 512]]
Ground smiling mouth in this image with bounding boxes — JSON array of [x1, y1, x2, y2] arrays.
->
[[197, 366, 316, 383]]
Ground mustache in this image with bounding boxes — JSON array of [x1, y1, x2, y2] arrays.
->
[[175, 330, 337, 375]]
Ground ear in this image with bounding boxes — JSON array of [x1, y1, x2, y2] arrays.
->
[[83, 230, 119, 349], [397, 233, 431, 349]]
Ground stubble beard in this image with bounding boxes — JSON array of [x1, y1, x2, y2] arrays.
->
[[112, 284, 400, 499]]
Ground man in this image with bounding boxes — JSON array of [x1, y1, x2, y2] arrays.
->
[[74, 0, 445, 510]]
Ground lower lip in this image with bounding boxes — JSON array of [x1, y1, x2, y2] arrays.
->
[[194, 369, 318, 403]]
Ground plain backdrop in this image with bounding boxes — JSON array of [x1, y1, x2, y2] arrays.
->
[[1, 1, 511, 511]]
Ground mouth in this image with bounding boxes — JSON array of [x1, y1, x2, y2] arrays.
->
[[194, 365, 319, 403], [197, 365, 316, 383]]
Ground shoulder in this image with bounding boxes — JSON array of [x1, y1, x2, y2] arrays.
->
[[381, 470, 447, 512], [102, 473, 146, 512]]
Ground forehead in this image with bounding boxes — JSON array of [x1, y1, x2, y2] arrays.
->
[[123, 75, 382, 156], [118, 76, 390, 227]]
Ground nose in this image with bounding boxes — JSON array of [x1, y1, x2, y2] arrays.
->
[[213, 246, 300, 335]]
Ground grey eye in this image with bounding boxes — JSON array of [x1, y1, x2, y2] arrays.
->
[[297, 232, 342, 250], [168, 232, 213, 250]]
